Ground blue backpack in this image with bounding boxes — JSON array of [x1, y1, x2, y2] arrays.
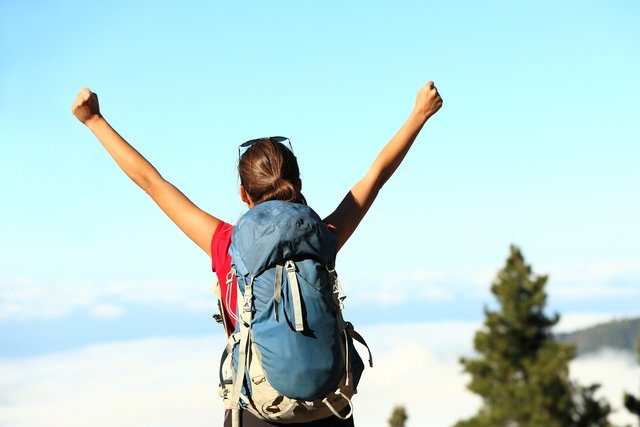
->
[[218, 201, 372, 427]]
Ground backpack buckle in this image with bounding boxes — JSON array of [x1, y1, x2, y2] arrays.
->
[[243, 279, 253, 312], [285, 260, 297, 273], [243, 294, 252, 312], [227, 268, 236, 286]]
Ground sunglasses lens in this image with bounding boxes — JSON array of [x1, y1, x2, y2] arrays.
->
[[239, 136, 291, 153], [240, 138, 259, 148]]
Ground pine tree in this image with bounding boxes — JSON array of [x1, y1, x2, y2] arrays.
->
[[455, 245, 612, 427], [388, 405, 408, 427], [623, 339, 640, 425], [574, 384, 613, 427]]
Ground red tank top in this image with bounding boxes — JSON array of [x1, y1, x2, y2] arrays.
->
[[210, 221, 237, 334]]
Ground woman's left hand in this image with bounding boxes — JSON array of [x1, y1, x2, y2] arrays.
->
[[414, 81, 443, 120]]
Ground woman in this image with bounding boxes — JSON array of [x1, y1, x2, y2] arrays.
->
[[71, 81, 443, 426]]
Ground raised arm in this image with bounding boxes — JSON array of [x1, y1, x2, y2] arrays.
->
[[324, 81, 442, 251], [71, 88, 220, 256]]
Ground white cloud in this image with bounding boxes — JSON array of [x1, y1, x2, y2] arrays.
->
[[546, 259, 640, 301], [342, 258, 640, 308], [355, 322, 482, 426], [570, 349, 640, 427], [2, 257, 639, 322], [1, 322, 637, 427], [356, 344, 481, 427], [89, 304, 125, 319], [0, 277, 216, 322], [0, 335, 225, 427], [342, 269, 479, 307], [0, 324, 483, 427], [360, 321, 480, 361], [551, 260, 640, 283]]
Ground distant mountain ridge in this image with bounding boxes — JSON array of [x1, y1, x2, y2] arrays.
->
[[556, 317, 640, 356]]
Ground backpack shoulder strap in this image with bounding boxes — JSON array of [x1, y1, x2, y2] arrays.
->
[[230, 275, 255, 427]]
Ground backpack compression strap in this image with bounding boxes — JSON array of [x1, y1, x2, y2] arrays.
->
[[285, 260, 304, 332], [273, 261, 304, 331], [346, 322, 373, 368], [327, 266, 374, 369], [274, 264, 283, 321]]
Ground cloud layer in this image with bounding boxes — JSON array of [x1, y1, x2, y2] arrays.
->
[[0, 277, 215, 322], [1, 322, 637, 427], [3, 258, 639, 323]]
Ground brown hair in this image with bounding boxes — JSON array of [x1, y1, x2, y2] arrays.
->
[[238, 138, 306, 205]]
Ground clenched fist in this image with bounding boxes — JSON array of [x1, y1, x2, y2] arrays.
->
[[71, 87, 101, 124], [414, 81, 443, 119]]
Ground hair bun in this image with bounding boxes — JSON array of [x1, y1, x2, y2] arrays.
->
[[266, 177, 299, 203]]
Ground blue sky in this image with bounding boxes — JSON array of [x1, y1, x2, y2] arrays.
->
[[1, 0, 639, 351], [1, 1, 639, 425]]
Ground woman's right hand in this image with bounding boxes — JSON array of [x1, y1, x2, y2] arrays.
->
[[414, 81, 443, 120], [71, 87, 102, 125]]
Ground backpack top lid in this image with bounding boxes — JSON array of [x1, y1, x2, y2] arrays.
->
[[230, 200, 337, 278]]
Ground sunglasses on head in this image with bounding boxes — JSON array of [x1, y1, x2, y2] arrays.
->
[[238, 136, 293, 157]]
